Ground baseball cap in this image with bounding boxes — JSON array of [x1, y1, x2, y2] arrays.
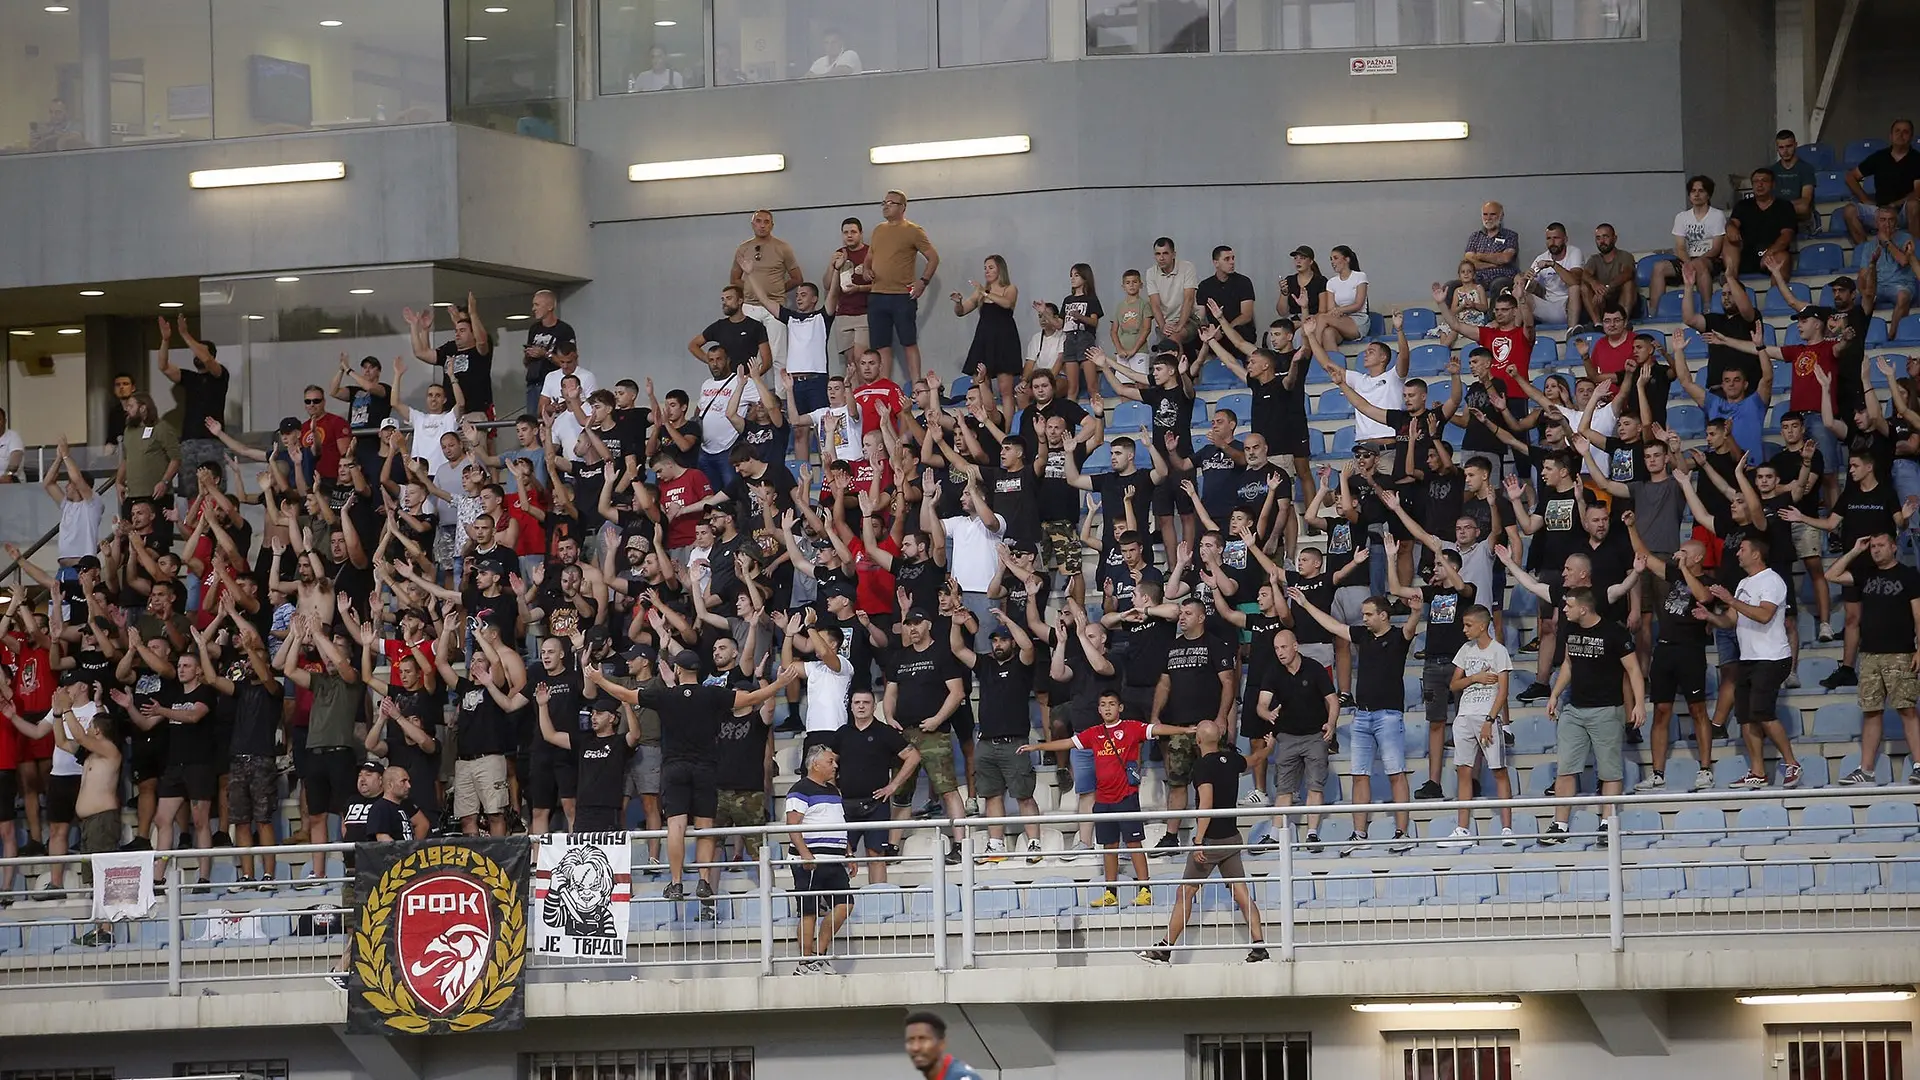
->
[[75, 555, 101, 572], [1797, 305, 1833, 321], [1289, 245, 1315, 259], [987, 626, 1014, 640], [588, 700, 619, 716], [378, 417, 400, 431], [624, 642, 657, 662], [358, 758, 386, 775], [672, 649, 703, 671], [901, 609, 932, 624], [1353, 442, 1379, 456], [277, 417, 301, 435], [1007, 539, 1037, 557]]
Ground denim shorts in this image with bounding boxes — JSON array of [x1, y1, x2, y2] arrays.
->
[[1348, 709, 1408, 776], [1714, 627, 1741, 668], [1070, 747, 1097, 796]]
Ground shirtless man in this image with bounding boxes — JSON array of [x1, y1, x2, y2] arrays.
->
[[52, 683, 122, 946]]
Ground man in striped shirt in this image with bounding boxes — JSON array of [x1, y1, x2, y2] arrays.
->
[[785, 744, 852, 974]]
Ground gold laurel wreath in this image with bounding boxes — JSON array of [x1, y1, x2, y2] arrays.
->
[[351, 845, 527, 1034]]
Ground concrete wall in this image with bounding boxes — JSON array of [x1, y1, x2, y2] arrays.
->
[[561, 4, 1691, 394], [1679, 0, 1779, 189]]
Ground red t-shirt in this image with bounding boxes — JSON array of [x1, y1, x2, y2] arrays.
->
[[1073, 719, 1149, 804], [847, 536, 900, 617], [1783, 341, 1837, 414], [503, 495, 546, 558], [850, 458, 894, 498], [302, 411, 351, 478], [657, 468, 714, 551], [1588, 335, 1634, 377], [5, 635, 54, 715], [383, 637, 436, 674], [852, 379, 906, 436], [1477, 325, 1533, 400]]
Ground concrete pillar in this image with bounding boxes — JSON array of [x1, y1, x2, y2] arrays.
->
[[77, 0, 110, 148]]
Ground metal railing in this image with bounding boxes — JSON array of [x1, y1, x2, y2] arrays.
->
[[0, 786, 1916, 993]]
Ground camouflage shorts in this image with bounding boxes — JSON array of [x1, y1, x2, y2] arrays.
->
[[1163, 733, 1199, 786], [891, 729, 959, 805], [1041, 519, 1081, 576], [716, 789, 767, 856]]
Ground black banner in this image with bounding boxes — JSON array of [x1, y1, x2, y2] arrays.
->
[[348, 837, 529, 1035]]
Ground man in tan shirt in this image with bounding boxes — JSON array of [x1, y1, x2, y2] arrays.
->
[[730, 210, 804, 377], [862, 189, 940, 386]]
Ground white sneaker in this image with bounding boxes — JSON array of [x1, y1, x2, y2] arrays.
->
[[1500, 827, 1517, 847], [1635, 771, 1666, 792], [1061, 839, 1090, 863], [1438, 826, 1474, 849], [1818, 620, 1836, 642], [1692, 770, 1714, 791], [1240, 789, 1270, 807], [1024, 837, 1045, 864], [983, 838, 1008, 863]]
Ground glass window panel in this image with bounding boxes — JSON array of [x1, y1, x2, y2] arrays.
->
[[209, 0, 446, 138], [0, 0, 214, 154], [1221, 0, 1503, 51], [938, 0, 1047, 67], [451, 0, 573, 141], [599, 0, 706, 93], [1513, 0, 1641, 41], [1086, 0, 1209, 55], [714, 0, 929, 83]]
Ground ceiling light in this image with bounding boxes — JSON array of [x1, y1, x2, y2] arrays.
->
[[628, 153, 785, 183], [870, 135, 1031, 165], [44, 4, 70, 10], [57, 328, 82, 335], [1350, 999, 1522, 1013], [188, 161, 347, 189], [318, 328, 342, 335], [465, 35, 488, 41], [506, 314, 531, 320], [1737, 991, 1917, 1006], [275, 276, 302, 283], [432, 302, 456, 308], [8, 330, 33, 337], [246, 314, 266, 321], [350, 288, 374, 295], [158, 302, 184, 309], [484, 5, 509, 11], [320, 19, 342, 27], [78, 290, 103, 297], [655, 19, 676, 26], [1286, 121, 1470, 145]]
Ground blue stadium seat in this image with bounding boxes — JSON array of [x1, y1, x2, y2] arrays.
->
[[1107, 400, 1151, 434], [1490, 869, 1555, 904], [1303, 871, 1377, 908], [1811, 860, 1884, 895], [1618, 808, 1665, 850], [1316, 392, 1354, 420], [1764, 282, 1811, 316], [1799, 242, 1845, 274], [1796, 803, 1857, 844], [1215, 390, 1253, 422], [1400, 307, 1438, 338], [1330, 427, 1356, 456], [947, 374, 973, 403], [1432, 865, 1498, 905], [852, 883, 905, 923], [1636, 253, 1669, 287], [1369, 869, 1437, 907], [1550, 869, 1608, 903], [1196, 362, 1240, 391], [1023, 878, 1081, 916], [1652, 291, 1683, 320], [1524, 763, 1558, 798], [1796, 755, 1831, 789], [1530, 337, 1558, 368], [1799, 142, 1836, 170], [1672, 805, 1727, 846], [1676, 864, 1750, 898], [1409, 343, 1452, 376], [1665, 404, 1706, 438], [1849, 801, 1919, 843], [1895, 314, 1920, 345], [1727, 804, 1791, 846], [1662, 758, 1702, 795], [1814, 171, 1851, 202], [1511, 717, 1555, 754], [1713, 756, 1759, 789], [1080, 452, 1111, 476], [1868, 317, 1891, 345], [1624, 865, 1686, 899], [1845, 137, 1888, 167], [1134, 440, 1154, 469], [1879, 860, 1920, 893], [1741, 859, 1814, 897]]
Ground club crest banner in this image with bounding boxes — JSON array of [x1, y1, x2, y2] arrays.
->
[[532, 832, 633, 965], [349, 837, 528, 1035]]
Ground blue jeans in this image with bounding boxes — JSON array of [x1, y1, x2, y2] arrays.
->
[[697, 449, 735, 492], [1349, 709, 1408, 777]]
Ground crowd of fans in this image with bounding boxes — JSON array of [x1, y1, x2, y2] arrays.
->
[[1, 123, 1918, 965]]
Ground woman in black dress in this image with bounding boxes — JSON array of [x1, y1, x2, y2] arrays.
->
[[953, 254, 1022, 420]]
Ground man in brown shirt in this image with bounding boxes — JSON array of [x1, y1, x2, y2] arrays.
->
[[730, 209, 804, 377], [862, 189, 940, 387], [827, 217, 873, 369]]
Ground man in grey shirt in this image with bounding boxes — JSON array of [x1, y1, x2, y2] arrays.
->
[[1591, 438, 1685, 657]]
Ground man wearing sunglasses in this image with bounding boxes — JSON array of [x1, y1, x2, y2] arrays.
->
[[298, 383, 351, 480]]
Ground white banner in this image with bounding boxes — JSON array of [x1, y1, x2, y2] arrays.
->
[[530, 833, 632, 965], [90, 850, 156, 922]]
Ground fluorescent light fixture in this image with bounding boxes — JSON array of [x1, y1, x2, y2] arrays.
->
[[349, 288, 374, 295], [1737, 991, 1917, 1006], [8, 330, 33, 337], [628, 153, 785, 183], [275, 276, 301, 283], [869, 135, 1030, 165], [506, 314, 531, 320], [1351, 999, 1522, 1013], [1286, 121, 1469, 145], [188, 161, 347, 190], [57, 328, 82, 335], [465, 35, 487, 41], [246, 314, 266, 321], [158, 302, 184, 309], [655, 19, 676, 26], [484, 5, 509, 10], [320, 19, 342, 26], [44, 5, 69, 10], [318, 328, 342, 335], [78, 290, 103, 297], [432, 301, 455, 308]]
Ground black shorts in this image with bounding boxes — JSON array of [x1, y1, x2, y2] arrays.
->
[[792, 861, 853, 916], [1734, 657, 1792, 726], [843, 796, 894, 854], [1272, 426, 1313, 460], [1648, 642, 1707, 705], [528, 744, 579, 811], [0, 771, 16, 822], [1151, 481, 1196, 519], [158, 761, 218, 803], [299, 747, 356, 818], [662, 759, 718, 821], [1842, 583, 1861, 605], [131, 739, 167, 785], [1421, 662, 1455, 725], [46, 773, 81, 824], [950, 705, 975, 743], [1239, 694, 1274, 742], [1093, 793, 1145, 845], [572, 804, 621, 832]]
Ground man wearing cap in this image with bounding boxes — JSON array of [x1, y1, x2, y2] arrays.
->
[[536, 680, 639, 833], [883, 610, 968, 865], [1713, 309, 1839, 472], [591, 652, 795, 906], [951, 608, 1044, 863], [330, 354, 392, 473]]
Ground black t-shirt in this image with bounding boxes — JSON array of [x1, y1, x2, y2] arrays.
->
[[433, 340, 493, 411], [1195, 272, 1257, 338], [1856, 562, 1920, 648], [712, 695, 770, 792], [1702, 312, 1761, 389], [1037, 442, 1092, 524], [1838, 480, 1901, 551], [1457, 379, 1511, 454], [226, 665, 281, 759], [1162, 632, 1237, 723], [531, 667, 586, 754], [1017, 399, 1090, 459], [1581, 532, 1637, 622], [1232, 461, 1288, 512], [1280, 273, 1329, 318], [832, 719, 910, 798], [1422, 585, 1471, 663], [1562, 618, 1635, 708], [575, 729, 632, 807], [983, 465, 1042, 544], [160, 681, 220, 767], [1769, 445, 1826, 516], [1141, 384, 1196, 459], [1193, 439, 1244, 521], [1192, 747, 1247, 841], [701, 316, 769, 370], [893, 556, 945, 616], [1286, 572, 1335, 645], [462, 586, 519, 641], [1115, 614, 1176, 688], [887, 645, 961, 729], [1836, 304, 1873, 412], [347, 382, 392, 443], [1418, 467, 1467, 541], [454, 677, 513, 758], [639, 682, 736, 765], [1350, 627, 1412, 711], [178, 366, 229, 442], [366, 797, 414, 841], [385, 686, 443, 811], [1094, 471, 1155, 548], [1260, 657, 1336, 738], [974, 652, 1036, 739], [1860, 146, 1920, 208], [1528, 482, 1584, 577], [343, 797, 376, 843], [525, 319, 577, 388], [1242, 611, 1286, 689], [739, 417, 790, 465], [1729, 196, 1799, 275], [1656, 564, 1709, 647]]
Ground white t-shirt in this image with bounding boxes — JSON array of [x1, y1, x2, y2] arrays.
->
[[697, 373, 761, 454], [1026, 329, 1063, 371], [808, 405, 863, 463], [630, 68, 682, 92], [1554, 401, 1616, 475], [58, 494, 102, 562], [50, 701, 99, 778], [1528, 245, 1586, 301], [1346, 368, 1404, 441], [943, 515, 1004, 593], [1734, 568, 1792, 661], [1453, 541, 1495, 614], [1328, 270, 1369, 315], [0, 429, 23, 475], [808, 49, 862, 76], [1450, 639, 1512, 718], [801, 658, 854, 734], [549, 410, 586, 465], [409, 408, 461, 472], [1672, 207, 1728, 259], [1148, 260, 1197, 329], [780, 308, 831, 376], [540, 366, 601, 404]]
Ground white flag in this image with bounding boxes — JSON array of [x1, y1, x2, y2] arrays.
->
[[90, 850, 156, 922]]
